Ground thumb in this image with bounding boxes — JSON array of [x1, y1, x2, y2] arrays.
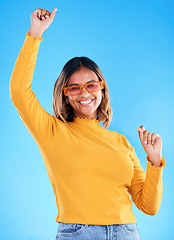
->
[[50, 8, 57, 21]]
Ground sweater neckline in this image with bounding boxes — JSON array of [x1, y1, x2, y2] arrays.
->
[[73, 117, 100, 124]]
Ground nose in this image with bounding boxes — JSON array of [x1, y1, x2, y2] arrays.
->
[[80, 86, 90, 97]]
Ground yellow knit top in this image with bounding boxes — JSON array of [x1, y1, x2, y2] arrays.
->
[[9, 34, 166, 225]]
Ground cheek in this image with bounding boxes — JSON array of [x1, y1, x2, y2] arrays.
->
[[95, 92, 102, 104], [68, 96, 77, 102], [68, 96, 79, 108]]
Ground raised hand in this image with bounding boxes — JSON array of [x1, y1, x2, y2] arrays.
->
[[137, 125, 162, 167], [28, 8, 57, 38]]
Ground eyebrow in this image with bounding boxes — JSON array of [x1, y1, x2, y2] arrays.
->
[[68, 80, 97, 87]]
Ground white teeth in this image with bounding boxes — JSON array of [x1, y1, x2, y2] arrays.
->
[[80, 99, 93, 104]]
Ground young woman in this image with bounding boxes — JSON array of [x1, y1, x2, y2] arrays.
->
[[10, 8, 166, 240]]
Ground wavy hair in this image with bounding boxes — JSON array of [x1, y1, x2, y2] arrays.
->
[[53, 57, 113, 128]]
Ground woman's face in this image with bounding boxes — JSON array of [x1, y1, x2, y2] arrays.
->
[[66, 67, 103, 119]]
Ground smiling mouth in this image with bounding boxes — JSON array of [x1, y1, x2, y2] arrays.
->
[[79, 99, 94, 106]]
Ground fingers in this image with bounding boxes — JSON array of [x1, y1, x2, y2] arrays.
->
[[137, 125, 159, 147], [36, 8, 57, 20], [137, 125, 152, 147], [41, 9, 48, 20], [45, 10, 50, 19], [151, 133, 157, 145], [137, 127, 143, 144], [143, 130, 149, 144], [33, 8, 41, 19], [147, 132, 152, 146]]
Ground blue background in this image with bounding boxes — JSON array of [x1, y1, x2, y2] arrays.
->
[[1, 0, 173, 239]]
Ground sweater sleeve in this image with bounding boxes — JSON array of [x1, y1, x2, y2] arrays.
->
[[9, 34, 62, 147], [125, 137, 166, 215]]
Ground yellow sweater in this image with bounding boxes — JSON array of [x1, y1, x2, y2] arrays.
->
[[10, 34, 166, 225]]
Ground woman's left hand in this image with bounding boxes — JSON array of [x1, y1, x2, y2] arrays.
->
[[137, 125, 162, 167]]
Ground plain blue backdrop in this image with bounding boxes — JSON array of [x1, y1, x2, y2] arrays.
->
[[1, 0, 173, 239]]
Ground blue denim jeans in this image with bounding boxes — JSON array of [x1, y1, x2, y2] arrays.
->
[[56, 222, 141, 240]]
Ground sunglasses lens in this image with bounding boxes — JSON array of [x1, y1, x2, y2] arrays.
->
[[66, 86, 81, 96], [87, 82, 102, 91]]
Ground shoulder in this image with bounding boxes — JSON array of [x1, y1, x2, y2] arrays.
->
[[109, 130, 134, 150]]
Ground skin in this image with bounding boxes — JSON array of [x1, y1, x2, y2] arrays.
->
[[137, 126, 162, 167], [28, 8, 163, 168], [28, 8, 57, 38], [65, 67, 104, 120]]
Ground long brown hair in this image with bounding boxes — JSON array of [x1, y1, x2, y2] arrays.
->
[[53, 57, 113, 128]]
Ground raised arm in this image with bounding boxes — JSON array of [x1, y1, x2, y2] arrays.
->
[[9, 8, 60, 147]]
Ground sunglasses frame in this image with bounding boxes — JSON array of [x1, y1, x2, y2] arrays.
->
[[63, 81, 104, 96]]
